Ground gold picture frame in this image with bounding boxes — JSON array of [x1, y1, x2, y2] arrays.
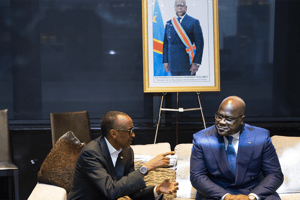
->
[[143, 0, 220, 92]]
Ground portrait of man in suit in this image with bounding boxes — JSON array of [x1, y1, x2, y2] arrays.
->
[[163, 0, 204, 76], [68, 111, 178, 200], [190, 96, 283, 200]]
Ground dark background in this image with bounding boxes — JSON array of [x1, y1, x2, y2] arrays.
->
[[0, 0, 300, 199]]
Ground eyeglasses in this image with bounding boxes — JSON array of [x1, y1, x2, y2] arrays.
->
[[114, 126, 135, 135], [215, 113, 244, 125], [175, 3, 186, 8]]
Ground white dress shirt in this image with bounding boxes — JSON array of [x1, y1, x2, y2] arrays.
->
[[104, 137, 122, 166], [223, 131, 240, 154]]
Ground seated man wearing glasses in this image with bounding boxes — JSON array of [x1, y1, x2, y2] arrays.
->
[[68, 111, 178, 200], [190, 96, 283, 200]]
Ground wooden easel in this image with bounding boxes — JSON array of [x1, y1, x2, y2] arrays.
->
[[154, 92, 206, 144]]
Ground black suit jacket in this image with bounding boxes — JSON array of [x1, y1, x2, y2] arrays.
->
[[68, 136, 156, 200]]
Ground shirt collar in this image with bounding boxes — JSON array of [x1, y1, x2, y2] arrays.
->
[[104, 137, 122, 156], [176, 14, 186, 20], [227, 131, 240, 140]]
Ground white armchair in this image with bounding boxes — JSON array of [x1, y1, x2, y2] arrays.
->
[[28, 183, 67, 200]]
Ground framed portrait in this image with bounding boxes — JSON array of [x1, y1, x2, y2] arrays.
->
[[142, 0, 220, 92]]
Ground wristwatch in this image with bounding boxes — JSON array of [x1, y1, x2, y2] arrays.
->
[[139, 166, 148, 175], [248, 195, 257, 200]]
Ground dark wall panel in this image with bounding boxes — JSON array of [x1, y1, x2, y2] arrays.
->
[[0, 0, 299, 124]]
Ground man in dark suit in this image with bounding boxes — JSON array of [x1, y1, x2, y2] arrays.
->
[[68, 111, 178, 200], [190, 96, 283, 200], [163, 0, 204, 76]]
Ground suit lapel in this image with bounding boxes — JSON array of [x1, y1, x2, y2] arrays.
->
[[169, 22, 177, 43], [180, 14, 190, 26], [235, 125, 255, 184], [99, 136, 118, 180], [180, 14, 189, 29], [207, 126, 235, 181]]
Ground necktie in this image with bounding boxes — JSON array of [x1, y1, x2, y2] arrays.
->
[[115, 152, 124, 180], [226, 136, 236, 174], [177, 17, 181, 23]]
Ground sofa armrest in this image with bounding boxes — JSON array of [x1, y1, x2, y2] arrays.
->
[[271, 136, 300, 195], [175, 143, 196, 199], [28, 183, 67, 200]]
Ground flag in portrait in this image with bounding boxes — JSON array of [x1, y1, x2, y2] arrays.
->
[[153, 0, 170, 76]]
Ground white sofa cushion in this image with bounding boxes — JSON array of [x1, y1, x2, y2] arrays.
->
[[131, 142, 171, 156], [280, 193, 300, 200], [28, 183, 67, 200], [271, 136, 300, 194], [131, 142, 176, 199], [175, 143, 196, 199]]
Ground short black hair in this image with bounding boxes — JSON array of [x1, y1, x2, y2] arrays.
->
[[100, 111, 128, 137]]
